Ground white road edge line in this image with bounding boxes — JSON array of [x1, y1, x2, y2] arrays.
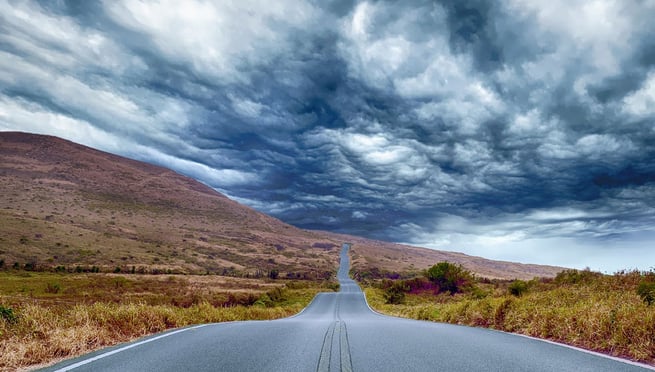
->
[[53, 324, 209, 372], [360, 284, 655, 370], [510, 332, 655, 371]]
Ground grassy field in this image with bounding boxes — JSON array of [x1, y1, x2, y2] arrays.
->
[[363, 268, 655, 366], [0, 271, 337, 371]]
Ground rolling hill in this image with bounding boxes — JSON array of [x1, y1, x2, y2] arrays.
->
[[0, 132, 563, 280]]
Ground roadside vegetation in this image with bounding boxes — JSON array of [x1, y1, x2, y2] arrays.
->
[[362, 262, 655, 365], [0, 270, 337, 371]]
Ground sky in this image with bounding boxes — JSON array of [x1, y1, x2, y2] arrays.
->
[[1, 0, 655, 272]]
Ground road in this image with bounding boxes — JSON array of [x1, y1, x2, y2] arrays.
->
[[44, 244, 652, 372]]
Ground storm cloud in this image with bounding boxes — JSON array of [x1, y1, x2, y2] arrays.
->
[[2, 0, 655, 271]]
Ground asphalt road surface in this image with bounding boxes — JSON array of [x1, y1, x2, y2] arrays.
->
[[43, 244, 652, 372]]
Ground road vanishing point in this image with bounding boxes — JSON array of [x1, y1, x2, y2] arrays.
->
[[43, 244, 653, 372]]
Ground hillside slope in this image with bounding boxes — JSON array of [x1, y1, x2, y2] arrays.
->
[[0, 132, 563, 279], [0, 132, 338, 278]]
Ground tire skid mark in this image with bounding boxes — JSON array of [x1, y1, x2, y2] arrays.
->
[[317, 321, 337, 372], [339, 321, 353, 372]]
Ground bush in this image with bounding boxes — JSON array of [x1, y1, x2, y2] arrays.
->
[[383, 281, 409, 304], [554, 269, 601, 285], [426, 262, 474, 294], [54, 265, 67, 273], [637, 281, 655, 306], [508, 280, 529, 297], [404, 277, 436, 293], [0, 305, 17, 323], [45, 283, 61, 294]]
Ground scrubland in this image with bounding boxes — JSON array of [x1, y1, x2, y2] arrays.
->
[[0, 271, 336, 371], [364, 266, 655, 365]]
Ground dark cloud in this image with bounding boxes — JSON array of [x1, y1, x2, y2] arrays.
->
[[2, 0, 655, 271]]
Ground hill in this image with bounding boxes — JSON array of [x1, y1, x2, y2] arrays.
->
[[0, 132, 563, 279], [321, 232, 562, 280]]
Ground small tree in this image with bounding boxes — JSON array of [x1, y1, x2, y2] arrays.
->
[[426, 262, 473, 294]]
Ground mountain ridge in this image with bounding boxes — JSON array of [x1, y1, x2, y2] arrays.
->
[[0, 131, 564, 279]]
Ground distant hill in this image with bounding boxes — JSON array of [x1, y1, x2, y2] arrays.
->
[[0, 132, 564, 279]]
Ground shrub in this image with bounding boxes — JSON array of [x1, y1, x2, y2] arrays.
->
[[54, 265, 67, 273], [469, 286, 489, 300], [0, 305, 17, 323], [383, 281, 409, 304], [254, 294, 273, 307], [404, 277, 436, 293], [554, 269, 601, 285], [426, 262, 474, 294], [45, 283, 61, 294], [508, 280, 529, 297], [637, 281, 655, 306]]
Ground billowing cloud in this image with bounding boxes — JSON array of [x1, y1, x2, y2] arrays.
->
[[2, 0, 655, 272]]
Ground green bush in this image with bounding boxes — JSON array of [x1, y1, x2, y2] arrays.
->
[[508, 280, 529, 297], [383, 281, 408, 304], [554, 269, 601, 285], [637, 281, 655, 306], [0, 305, 17, 323], [426, 262, 474, 294], [254, 293, 273, 307]]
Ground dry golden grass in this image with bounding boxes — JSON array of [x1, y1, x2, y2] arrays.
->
[[0, 271, 332, 371], [364, 271, 655, 365], [0, 132, 341, 278], [1, 302, 303, 371]]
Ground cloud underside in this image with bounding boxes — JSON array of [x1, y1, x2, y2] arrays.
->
[[2, 0, 655, 270]]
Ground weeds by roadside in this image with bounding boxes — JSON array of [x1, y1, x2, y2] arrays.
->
[[0, 272, 335, 371], [364, 267, 655, 366]]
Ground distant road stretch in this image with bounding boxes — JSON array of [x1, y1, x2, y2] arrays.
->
[[44, 244, 652, 372]]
